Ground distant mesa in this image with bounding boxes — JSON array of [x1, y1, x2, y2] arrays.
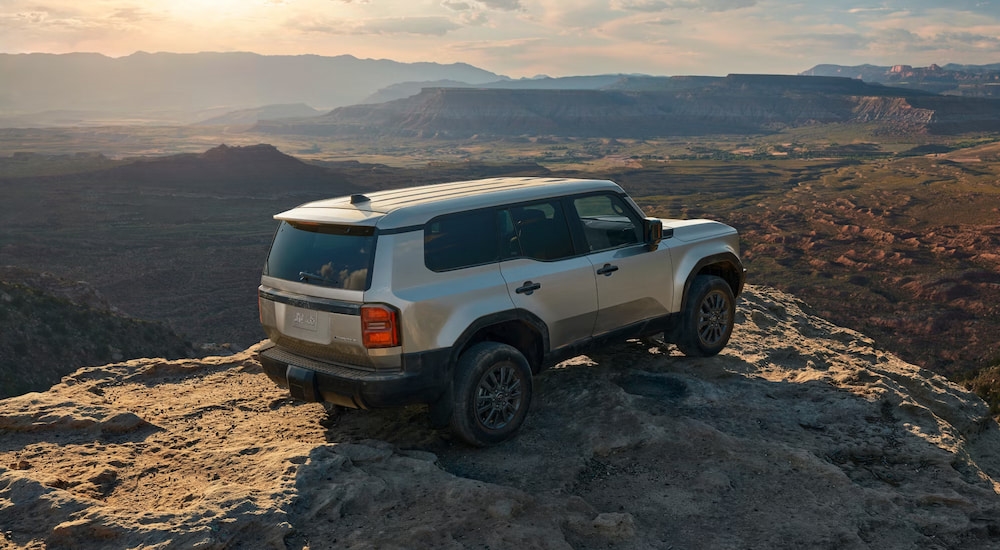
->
[[357, 74, 721, 105], [800, 62, 1000, 97], [192, 104, 324, 127], [256, 73, 1000, 139]]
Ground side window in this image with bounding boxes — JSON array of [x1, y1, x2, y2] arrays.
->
[[424, 209, 500, 271], [571, 194, 642, 252], [506, 200, 576, 261]]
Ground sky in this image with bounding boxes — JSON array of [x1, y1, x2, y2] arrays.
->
[[2, 0, 1000, 78]]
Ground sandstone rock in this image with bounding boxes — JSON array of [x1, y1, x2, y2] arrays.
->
[[1, 285, 999, 549]]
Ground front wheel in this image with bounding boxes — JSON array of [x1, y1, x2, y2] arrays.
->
[[675, 275, 735, 357], [450, 342, 533, 446]]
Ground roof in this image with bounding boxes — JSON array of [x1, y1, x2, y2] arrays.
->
[[273, 177, 624, 229]]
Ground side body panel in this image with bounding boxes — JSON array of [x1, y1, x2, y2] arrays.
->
[[498, 256, 599, 349], [587, 243, 674, 335], [377, 231, 518, 354]]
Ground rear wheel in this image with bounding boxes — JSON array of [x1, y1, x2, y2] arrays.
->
[[675, 275, 735, 357], [450, 342, 532, 446]]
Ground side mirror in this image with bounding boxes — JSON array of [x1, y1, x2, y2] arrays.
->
[[643, 218, 663, 251]]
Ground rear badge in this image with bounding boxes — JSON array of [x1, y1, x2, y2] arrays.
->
[[291, 310, 318, 332]]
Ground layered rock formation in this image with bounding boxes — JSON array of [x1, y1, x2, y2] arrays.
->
[[802, 63, 1000, 97], [258, 74, 1000, 138], [2, 286, 999, 549]]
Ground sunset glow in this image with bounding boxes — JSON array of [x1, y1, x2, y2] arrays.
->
[[3, 1, 1000, 77]]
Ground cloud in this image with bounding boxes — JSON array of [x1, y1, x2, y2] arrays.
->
[[478, 0, 523, 10], [441, 0, 522, 11], [442, 0, 473, 10], [647, 17, 682, 26], [1, 5, 118, 32], [459, 10, 489, 25], [937, 30, 1000, 46], [451, 37, 546, 55], [295, 16, 461, 36], [109, 7, 157, 23], [888, 0, 1000, 16], [441, 0, 514, 24], [7, 10, 48, 25], [613, 0, 755, 12], [847, 7, 892, 15], [1, 5, 73, 28], [878, 28, 1000, 52], [613, 0, 671, 12], [364, 16, 461, 35], [676, 0, 756, 11], [782, 32, 873, 52]]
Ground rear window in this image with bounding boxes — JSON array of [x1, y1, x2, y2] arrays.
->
[[264, 221, 375, 290]]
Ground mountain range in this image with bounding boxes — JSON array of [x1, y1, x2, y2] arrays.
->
[[801, 63, 1000, 96], [7, 53, 1000, 132], [257, 74, 1000, 138], [0, 52, 503, 125]]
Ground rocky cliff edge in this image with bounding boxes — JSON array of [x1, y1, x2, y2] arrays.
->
[[2, 285, 999, 549]]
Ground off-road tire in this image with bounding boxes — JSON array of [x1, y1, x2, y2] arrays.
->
[[450, 342, 532, 446], [675, 275, 735, 357]]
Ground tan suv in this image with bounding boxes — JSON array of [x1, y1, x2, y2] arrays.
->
[[257, 177, 744, 445]]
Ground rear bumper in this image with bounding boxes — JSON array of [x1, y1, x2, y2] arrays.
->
[[257, 341, 451, 409]]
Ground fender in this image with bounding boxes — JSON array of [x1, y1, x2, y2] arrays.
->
[[448, 308, 550, 373], [678, 251, 746, 311]]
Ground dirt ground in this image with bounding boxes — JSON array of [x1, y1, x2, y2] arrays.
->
[[2, 285, 999, 549]]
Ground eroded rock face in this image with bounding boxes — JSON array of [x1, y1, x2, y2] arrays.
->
[[729, 168, 1000, 377], [2, 285, 999, 549]]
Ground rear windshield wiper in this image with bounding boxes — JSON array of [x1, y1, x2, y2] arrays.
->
[[299, 271, 338, 286]]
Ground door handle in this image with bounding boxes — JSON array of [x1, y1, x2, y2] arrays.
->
[[596, 263, 619, 276], [515, 281, 541, 295]]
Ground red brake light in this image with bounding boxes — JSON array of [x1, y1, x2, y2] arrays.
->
[[361, 305, 400, 348]]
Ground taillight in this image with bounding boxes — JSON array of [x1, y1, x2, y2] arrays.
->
[[361, 305, 400, 348]]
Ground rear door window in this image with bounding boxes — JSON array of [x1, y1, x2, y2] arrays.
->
[[505, 200, 577, 261], [264, 221, 375, 290], [424, 209, 501, 272]]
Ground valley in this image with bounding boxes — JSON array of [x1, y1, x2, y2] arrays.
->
[[1, 127, 998, 410]]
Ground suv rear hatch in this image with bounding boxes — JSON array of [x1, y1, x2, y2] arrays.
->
[[258, 220, 387, 370]]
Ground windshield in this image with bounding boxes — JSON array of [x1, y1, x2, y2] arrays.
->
[[264, 221, 375, 290]]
